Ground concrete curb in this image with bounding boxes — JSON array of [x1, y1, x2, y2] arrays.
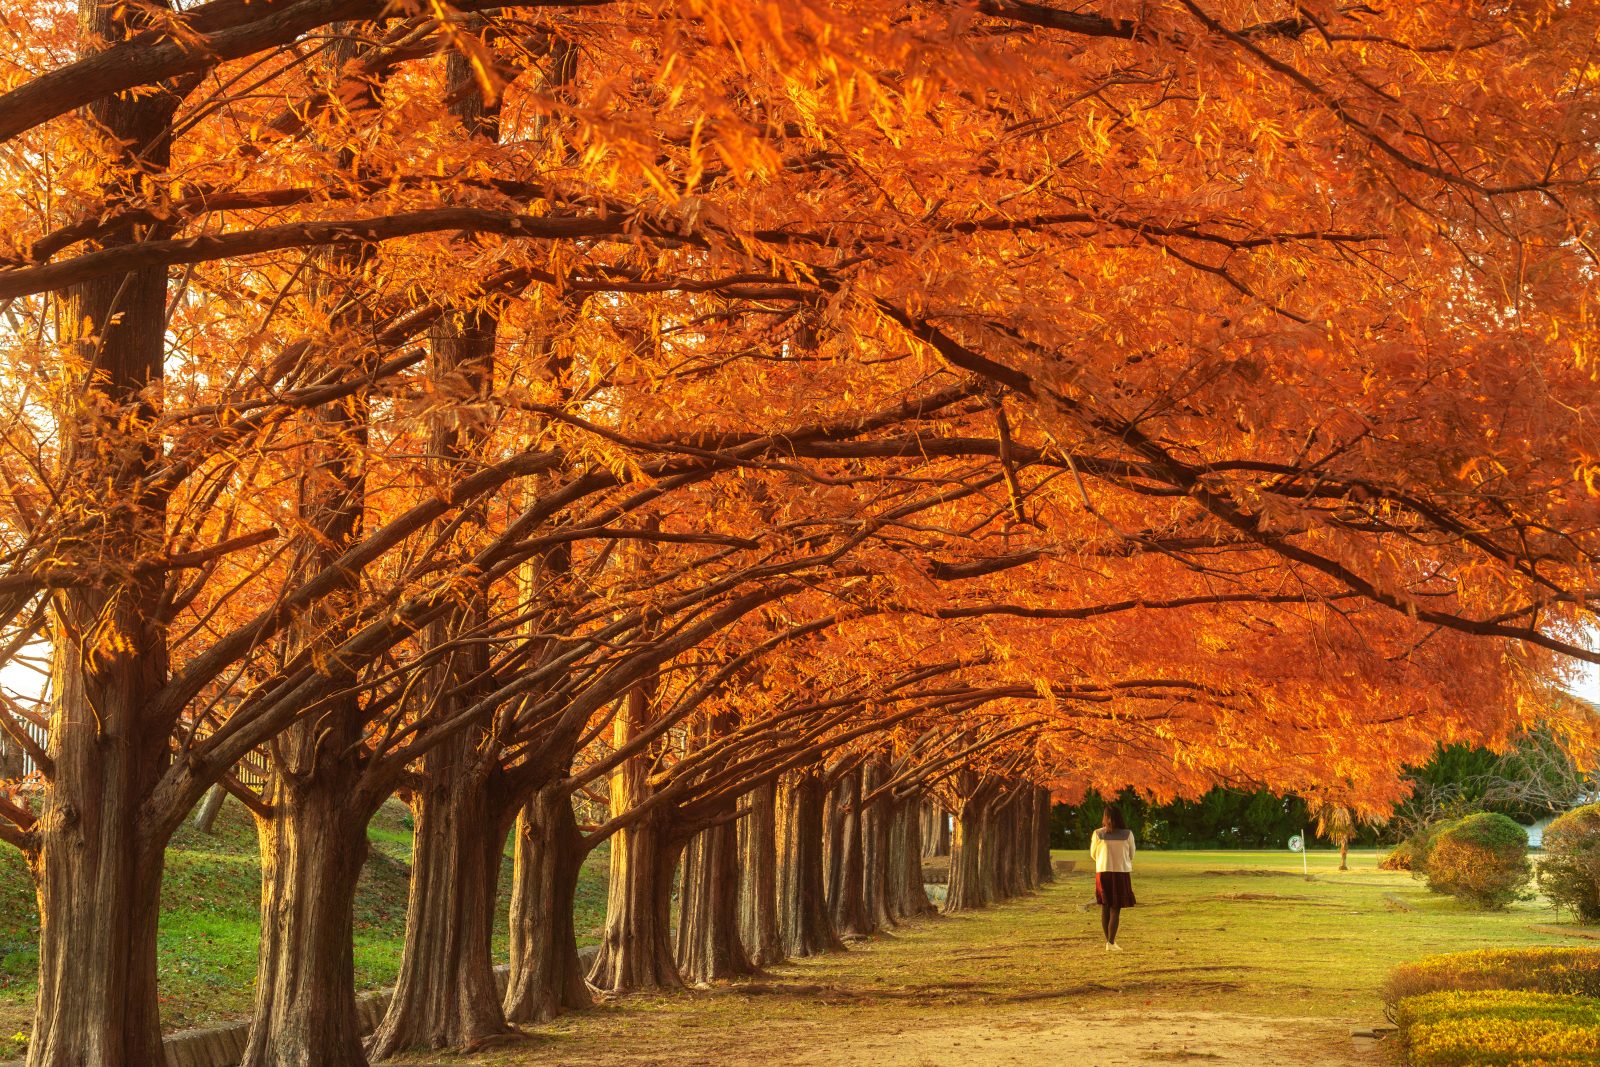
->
[[7, 946, 602, 1067]]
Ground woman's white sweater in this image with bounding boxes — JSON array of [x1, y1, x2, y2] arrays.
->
[[1089, 829, 1136, 873]]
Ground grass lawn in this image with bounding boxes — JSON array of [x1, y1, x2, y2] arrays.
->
[[1093, 848, 1576, 1015], [0, 798, 612, 1059], [0, 833, 1583, 1063]]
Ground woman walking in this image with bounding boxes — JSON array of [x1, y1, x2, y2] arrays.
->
[[1090, 805, 1136, 950]]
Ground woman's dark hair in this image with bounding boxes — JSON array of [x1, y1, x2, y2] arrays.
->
[[1102, 805, 1128, 832]]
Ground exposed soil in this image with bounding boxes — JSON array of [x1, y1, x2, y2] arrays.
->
[[792, 1011, 1377, 1067], [419, 846, 1598, 1067], [472, 1006, 1381, 1067], [450, 860, 1409, 1067]]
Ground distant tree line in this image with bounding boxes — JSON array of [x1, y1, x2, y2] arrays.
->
[[1396, 732, 1588, 831], [1056, 731, 1590, 851], [1053, 788, 1316, 850]]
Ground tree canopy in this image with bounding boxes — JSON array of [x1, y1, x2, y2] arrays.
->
[[1, 1, 1599, 1064]]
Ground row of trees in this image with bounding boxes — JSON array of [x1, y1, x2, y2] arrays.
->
[[1, 1, 1599, 1065]]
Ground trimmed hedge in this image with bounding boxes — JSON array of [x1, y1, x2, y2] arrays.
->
[[1384, 949, 1600, 1011], [1396, 990, 1600, 1066], [1425, 813, 1531, 909], [1541, 804, 1600, 924]]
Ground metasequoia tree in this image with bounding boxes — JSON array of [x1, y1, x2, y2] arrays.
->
[[17, 2, 178, 1060], [363, 38, 520, 1060]]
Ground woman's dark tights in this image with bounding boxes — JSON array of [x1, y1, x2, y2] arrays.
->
[[1100, 905, 1121, 944]]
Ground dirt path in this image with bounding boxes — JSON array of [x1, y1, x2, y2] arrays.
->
[[492, 1001, 1383, 1067], [782, 1009, 1379, 1067], [464, 870, 1401, 1067]]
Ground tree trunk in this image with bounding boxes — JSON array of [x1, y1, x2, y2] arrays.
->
[[29, 717, 167, 1067], [0, 735, 26, 780], [923, 801, 951, 858], [193, 784, 227, 834], [589, 808, 684, 992], [982, 794, 1008, 903], [1340, 840, 1349, 871], [1001, 785, 1029, 898], [29, 1, 176, 1060], [677, 817, 755, 984], [590, 671, 685, 993], [1012, 785, 1034, 895], [504, 778, 592, 1024], [776, 770, 843, 957], [1015, 786, 1036, 893], [988, 793, 1013, 902], [368, 750, 508, 1058], [982, 792, 1008, 901], [825, 767, 872, 938], [241, 777, 373, 1067], [1035, 785, 1055, 885], [945, 793, 992, 913], [737, 778, 784, 967], [860, 761, 893, 930], [1021, 786, 1040, 891], [886, 796, 934, 921]]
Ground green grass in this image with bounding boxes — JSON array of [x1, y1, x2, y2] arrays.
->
[[1089, 849, 1573, 1013], [0, 797, 612, 1055]]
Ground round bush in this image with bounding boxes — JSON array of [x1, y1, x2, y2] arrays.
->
[[1383, 820, 1452, 872], [1425, 812, 1531, 909], [1539, 804, 1600, 923]]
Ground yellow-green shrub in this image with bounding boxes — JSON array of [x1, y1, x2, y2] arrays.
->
[[1384, 949, 1600, 1013], [1385, 821, 1453, 873], [1541, 805, 1600, 924], [1396, 990, 1600, 1066], [1397, 990, 1600, 1029]]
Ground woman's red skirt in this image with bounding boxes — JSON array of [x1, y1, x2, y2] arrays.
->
[[1095, 871, 1136, 908]]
